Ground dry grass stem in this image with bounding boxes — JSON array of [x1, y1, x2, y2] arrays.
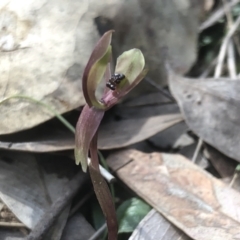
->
[[227, 40, 237, 78], [0, 222, 26, 227], [222, 0, 238, 78], [192, 138, 203, 163], [199, 0, 240, 31], [88, 223, 107, 240], [214, 15, 240, 78]]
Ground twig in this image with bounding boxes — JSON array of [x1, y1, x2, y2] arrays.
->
[[69, 191, 94, 217], [193, 11, 234, 161], [214, 15, 240, 78], [227, 40, 237, 78], [229, 172, 238, 187], [199, 57, 218, 78], [222, 0, 238, 78], [199, 0, 240, 32], [233, 32, 240, 56], [192, 139, 203, 163], [25, 172, 87, 240], [193, 1, 239, 163], [222, 0, 240, 57], [88, 223, 107, 240], [223, 0, 234, 25], [0, 222, 26, 227]]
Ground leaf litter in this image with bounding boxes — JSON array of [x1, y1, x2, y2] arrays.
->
[[0, 0, 237, 239], [0, 0, 201, 134], [130, 209, 191, 240], [107, 149, 240, 240], [168, 70, 240, 163]]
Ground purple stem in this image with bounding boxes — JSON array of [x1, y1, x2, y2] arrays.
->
[[89, 133, 118, 240]]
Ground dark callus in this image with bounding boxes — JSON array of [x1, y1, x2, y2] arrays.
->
[[106, 73, 125, 90]]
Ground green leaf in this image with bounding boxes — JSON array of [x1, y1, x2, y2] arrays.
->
[[82, 30, 113, 109], [87, 46, 112, 109], [115, 49, 145, 90], [91, 198, 105, 230], [101, 48, 147, 108], [74, 105, 104, 172], [117, 198, 151, 233], [236, 164, 240, 172]]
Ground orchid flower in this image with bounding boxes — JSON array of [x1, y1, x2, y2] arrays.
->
[[74, 30, 147, 240]]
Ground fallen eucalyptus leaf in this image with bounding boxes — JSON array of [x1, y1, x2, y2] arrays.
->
[[168, 71, 240, 163], [149, 121, 190, 150], [114, 103, 179, 119], [0, 112, 182, 152], [107, 149, 240, 240], [0, 151, 80, 232], [61, 213, 95, 240], [130, 209, 191, 240], [123, 92, 172, 107], [0, 0, 90, 134], [98, 114, 183, 149]]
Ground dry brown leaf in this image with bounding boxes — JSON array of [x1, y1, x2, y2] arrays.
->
[[130, 209, 191, 240], [98, 114, 183, 149], [107, 149, 240, 240], [168, 71, 240, 163], [0, 113, 182, 152]]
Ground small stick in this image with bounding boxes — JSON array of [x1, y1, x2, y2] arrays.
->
[[193, 1, 239, 164], [229, 165, 240, 187], [69, 191, 94, 217], [88, 223, 107, 240], [192, 139, 203, 163], [227, 40, 237, 78], [199, 57, 218, 78], [229, 172, 238, 188], [0, 222, 26, 227], [25, 172, 87, 240], [199, 0, 240, 31], [222, 0, 238, 78], [214, 15, 240, 78]]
